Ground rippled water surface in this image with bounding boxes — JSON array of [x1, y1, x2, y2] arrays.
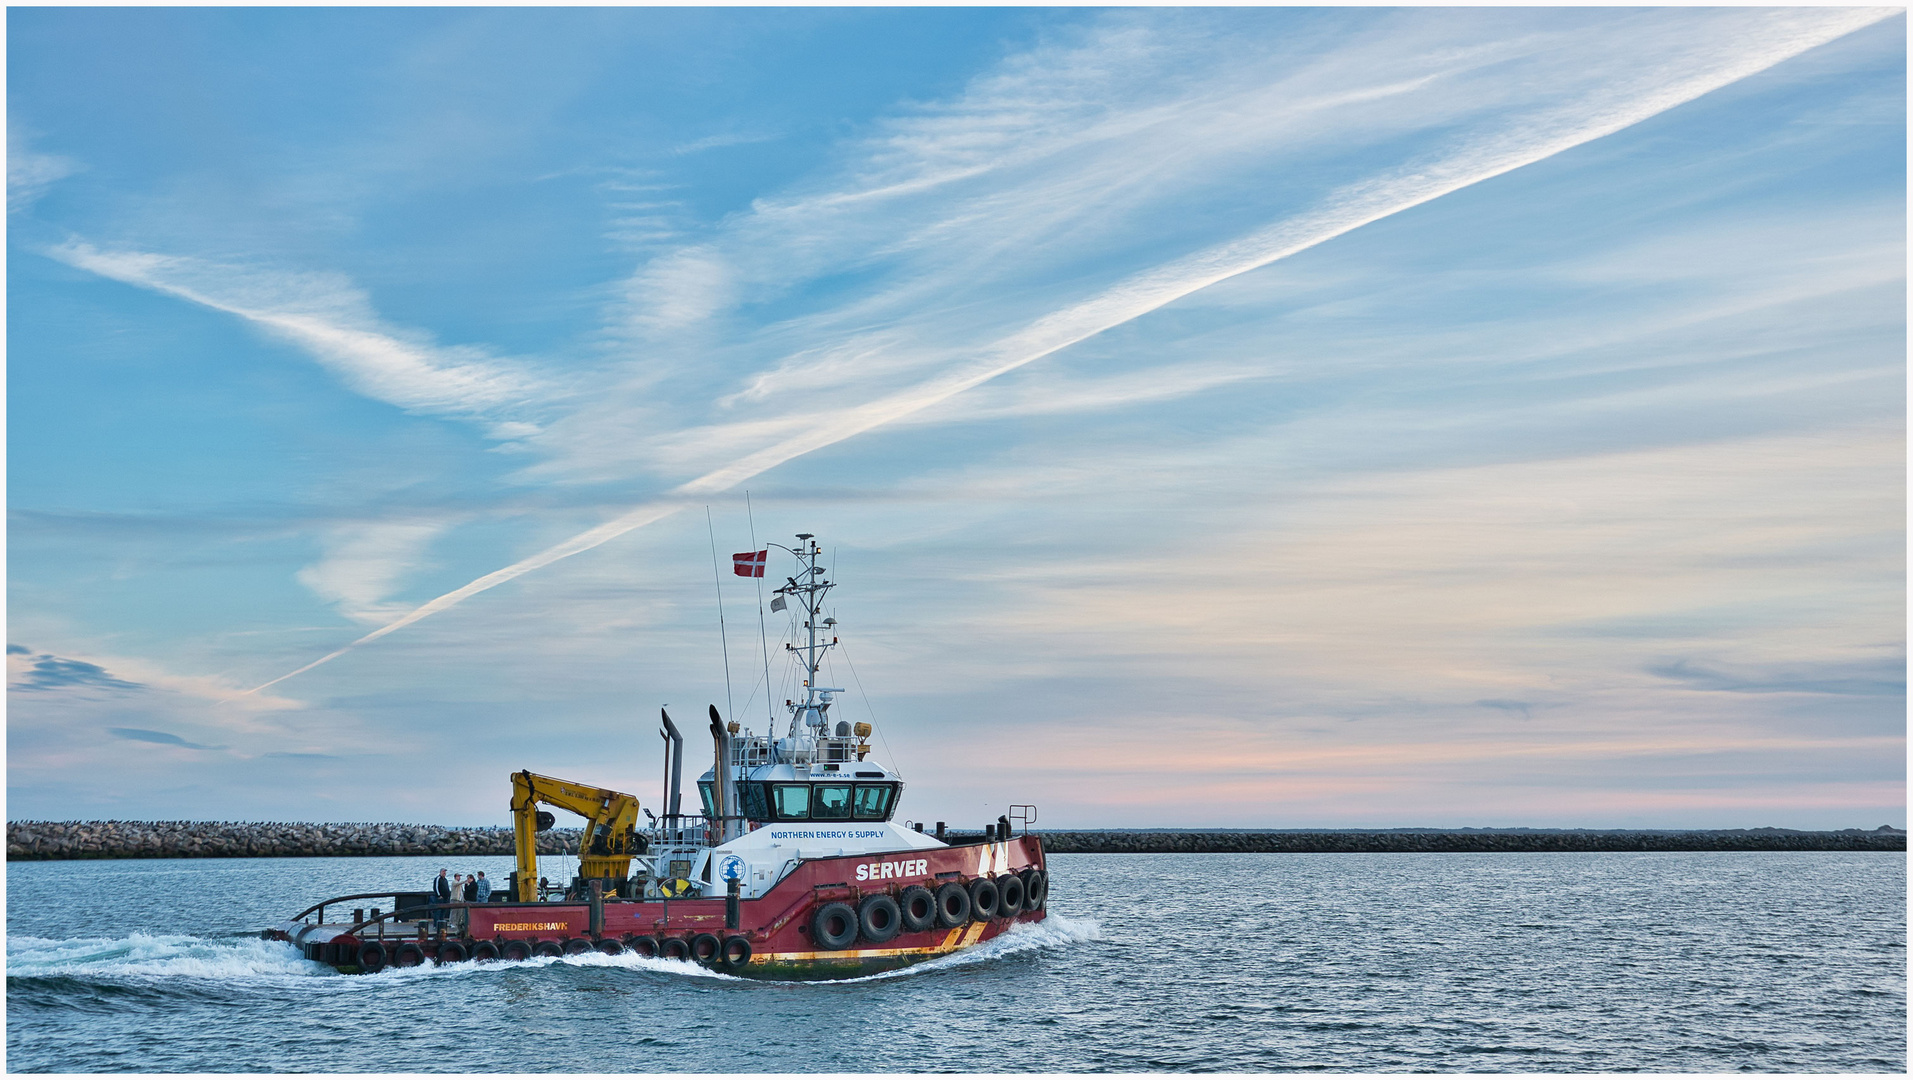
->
[[7, 851, 1904, 1072]]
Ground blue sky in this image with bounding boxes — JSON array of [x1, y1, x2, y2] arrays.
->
[[8, 8, 1904, 829]]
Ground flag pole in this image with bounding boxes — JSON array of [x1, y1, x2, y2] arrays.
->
[[746, 491, 776, 730], [705, 507, 735, 729]]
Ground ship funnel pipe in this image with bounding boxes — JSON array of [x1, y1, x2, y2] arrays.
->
[[709, 705, 736, 842], [661, 709, 684, 821]]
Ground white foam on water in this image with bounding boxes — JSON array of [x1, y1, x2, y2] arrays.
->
[[826, 912, 1103, 984], [353, 946, 746, 983], [6, 932, 328, 982]]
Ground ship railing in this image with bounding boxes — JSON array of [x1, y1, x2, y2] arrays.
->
[[289, 891, 415, 926], [645, 816, 717, 847]]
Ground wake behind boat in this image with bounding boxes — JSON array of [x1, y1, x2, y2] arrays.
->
[[265, 533, 1049, 979]]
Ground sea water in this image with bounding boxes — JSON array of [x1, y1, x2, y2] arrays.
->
[[6, 850, 1904, 1072]]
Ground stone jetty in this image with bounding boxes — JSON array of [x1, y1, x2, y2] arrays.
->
[[7, 820, 1903, 860]]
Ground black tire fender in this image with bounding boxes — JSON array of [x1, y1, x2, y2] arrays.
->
[[392, 942, 426, 968], [626, 934, 659, 958], [659, 936, 691, 960], [968, 877, 1000, 921], [1022, 868, 1047, 910], [720, 935, 752, 968], [596, 938, 625, 956], [532, 939, 564, 958], [501, 940, 532, 962], [858, 894, 902, 944], [470, 940, 502, 963], [898, 885, 937, 933], [357, 941, 387, 972], [562, 938, 593, 956], [934, 882, 971, 928], [811, 901, 859, 950], [436, 941, 468, 964], [689, 933, 721, 963], [995, 873, 1025, 916]]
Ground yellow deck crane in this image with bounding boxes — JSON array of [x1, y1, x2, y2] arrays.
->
[[510, 770, 645, 902]]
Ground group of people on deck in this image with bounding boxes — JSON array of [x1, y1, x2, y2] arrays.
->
[[430, 868, 491, 930]]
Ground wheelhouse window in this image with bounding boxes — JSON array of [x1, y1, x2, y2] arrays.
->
[[771, 783, 812, 820], [697, 781, 716, 818], [741, 782, 769, 821], [813, 784, 853, 819], [853, 783, 896, 820]]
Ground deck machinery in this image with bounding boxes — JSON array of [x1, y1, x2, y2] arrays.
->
[[267, 534, 1048, 979]]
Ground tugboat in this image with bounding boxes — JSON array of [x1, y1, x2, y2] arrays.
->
[[265, 534, 1048, 979]]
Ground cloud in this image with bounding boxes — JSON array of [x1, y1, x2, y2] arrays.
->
[[246, 6, 1898, 694], [295, 520, 453, 625], [1647, 659, 1905, 698], [108, 727, 226, 751], [8, 125, 80, 212], [8, 650, 144, 693], [47, 243, 545, 437]]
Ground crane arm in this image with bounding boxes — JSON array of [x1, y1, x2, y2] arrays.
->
[[510, 770, 644, 901]]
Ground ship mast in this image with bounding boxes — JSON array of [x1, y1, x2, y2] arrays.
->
[[772, 534, 842, 741]]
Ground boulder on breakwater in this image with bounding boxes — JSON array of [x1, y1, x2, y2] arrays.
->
[[8, 821, 1904, 860], [6, 820, 580, 861]]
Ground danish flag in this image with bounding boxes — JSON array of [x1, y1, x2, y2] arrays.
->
[[732, 549, 767, 578]]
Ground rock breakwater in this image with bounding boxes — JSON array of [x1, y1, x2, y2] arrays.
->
[[1026, 828, 1906, 853], [7, 821, 580, 861], [8, 821, 1903, 860]]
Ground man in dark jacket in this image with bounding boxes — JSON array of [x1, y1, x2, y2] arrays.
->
[[431, 868, 451, 929]]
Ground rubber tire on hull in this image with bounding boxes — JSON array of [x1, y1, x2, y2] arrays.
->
[[1022, 868, 1047, 910], [596, 938, 625, 956], [689, 933, 721, 964], [357, 942, 387, 972], [501, 940, 533, 962], [562, 938, 594, 956], [720, 935, 752, 968], [996, 873, 1025, 916], [968, 877, 1000, 921], [660, 936, 692, 961], [858, 894, 902, 944], [626, 935, 659, 958], [436, 941, 468, 964], [934, 882, 971, 928], [393, 942, 426, 968], [811, 901, 859, 950], [532, 940, 564, 958], [898, 885, 937, 933], [470, 941, 502, 963]]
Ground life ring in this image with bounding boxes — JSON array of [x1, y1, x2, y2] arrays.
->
[[898, 885, 937, 933], [470, 941, 502, 963], [811, 901, 859, 950], [657, 877, 695, 898], [392, 942, 426, 968], [532, 940, 564, 958], [626, 935, 659, 958], [562, 938, 594, 956], [596, 938, 625, 956], [967, 877, 1000, 921], [660, 936, 692, 961], [689, 933, 721, 963], [720, 935, 752, 968], [357, 941, 387, 972], [934, 882, 971, 928], [1022, 868, 1047, 910], [436, 941, 468, 964], [995, 873, 1025, 916], [858, 894, 902, 944], [501, 940, 532, 962]]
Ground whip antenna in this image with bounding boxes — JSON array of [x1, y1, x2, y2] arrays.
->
[[704, 507, 736, 729]]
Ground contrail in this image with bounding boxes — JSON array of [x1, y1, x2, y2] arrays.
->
[[243, 10, 1889, 696]]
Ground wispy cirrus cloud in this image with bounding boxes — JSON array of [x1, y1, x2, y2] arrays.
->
[[244, 6, 1896, 694], [48, 242, 546, 439]]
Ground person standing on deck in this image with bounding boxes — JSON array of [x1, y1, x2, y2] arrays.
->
[[474, 872, 491, 903], [460, 872, 478, 931], [431, 869, 451, 930]]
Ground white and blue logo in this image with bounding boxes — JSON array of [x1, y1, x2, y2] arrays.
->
[[718, 854, 746, 882]]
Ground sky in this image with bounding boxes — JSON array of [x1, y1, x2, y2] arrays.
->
[[7, 7, 1905, 830]]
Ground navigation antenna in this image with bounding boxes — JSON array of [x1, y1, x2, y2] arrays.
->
[[769, 533, 843, 739]]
